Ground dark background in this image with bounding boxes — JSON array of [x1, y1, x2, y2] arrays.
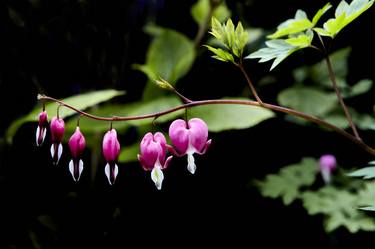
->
[[1, 0, 375, 248]]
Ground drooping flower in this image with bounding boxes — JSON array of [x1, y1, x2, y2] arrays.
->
[[319, 154, 337, 184], [168, 118, 211, 174], [138, 132, 172, 190], [50, 117, 65, 165], [36, 110, 48, 146], [102, 128, 120, 185], [68, 127, 86, 182]]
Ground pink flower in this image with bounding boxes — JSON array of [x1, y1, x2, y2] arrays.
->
[[102, 129, 120, 185], [50, 117, 65, 165], [138, 132, 172, 190], [36, 110, 48, 146], [319, 154, 337, 183], [68, 127, 86, 182], [168, 118, 211, 174]]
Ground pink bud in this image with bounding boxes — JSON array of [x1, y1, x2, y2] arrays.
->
[[50, 117, 65, 165], [168, 118, 211, 174], [138, 132, 173, 190], [319, 154, 337, 183], [102, 129, 120, 185], [68, 127, 86, 182], [36, 110, 48, 146]]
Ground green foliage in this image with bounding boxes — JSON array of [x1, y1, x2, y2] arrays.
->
[[190, 98, 275, 132], [6, 90, 124, 143], [257, 157, 375, 233], [268, 3, 331, 39], [248, 0, 373, 70], [314, 0, 374, 37], [256, 158, 319, 205], [302, 184, 375, 233], [246, 39, 299, 71], [206, 18, 249, 62], [278, 87, 337, 117], [134, 27, 196, 85], [348, 167, 375, 179], [281, 47, 375, 130], [191, 0, 230, 26]]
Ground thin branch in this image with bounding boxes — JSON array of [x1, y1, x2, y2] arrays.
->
[[38, 94, 375, 156], [325, 55, 361, 140], [237, 62, 264, 105]]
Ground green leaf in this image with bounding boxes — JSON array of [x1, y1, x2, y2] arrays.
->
[[277, 87, 337, 116], [190, 97, 274, 132], [267, 10, 313, 39], [348, 167, 375, 179], [285, 30, 313, 48], [207, 18, 249, 60], [191, 0, 230, 26], [6, 90, 125, 143], [246, 39, 299, 70], [309, 47, 351, 87], [256, 158, 319, 205], [359, 206, 375, 211], [317, 0, 374, 37], [135, 28, 195, 84], [345, 79, 373, 98], [302, 185, 375, 233], [205, 45, 234, 62], [312, 3, 332, 25]]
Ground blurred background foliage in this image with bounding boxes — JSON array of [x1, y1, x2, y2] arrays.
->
[[1, 0, 375, 248]]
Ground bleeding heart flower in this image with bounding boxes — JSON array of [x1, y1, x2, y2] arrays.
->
[[319, 154, 336, 184], [68, 127, 86, 182], [36, 110, 48, 146], [138, 132, 173, 190], [50, 117, 65, 165], [168, 118, 211, 174], [102, 128, 120, 185]]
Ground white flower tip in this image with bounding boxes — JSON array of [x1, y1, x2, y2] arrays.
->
[[105, 163, 118, 185], [187, 153, 196, 174], [151, 166, 164, 190], [321, 169, 331, 184], [69, 159, 84, 182]]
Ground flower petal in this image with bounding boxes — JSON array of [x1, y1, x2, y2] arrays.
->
[[187, 153, 196, 174], [188, 118, 208, 152], [162, 155, 173, 169], [105, 163, 118, 185], [169, 119, 189, 154], [151, 165, 164, 190], [195, 139, 212, 155], [69, 159, 84, 182]]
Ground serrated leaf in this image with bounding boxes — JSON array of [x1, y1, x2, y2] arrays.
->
[[205, 45, 234, 62], [278, 87, 337, 116], [256, 158, 319, 205], [302, 183, 375, 233], [190, 97, 274, 132], [246, 39, 299, 70], [348, 167, 375, 179], [6, 90, 125, 143], [267, 9, 313, 39], [318, 0, 374, 37], [285, 30, 313, 48], [312, 3, 333, 25]]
